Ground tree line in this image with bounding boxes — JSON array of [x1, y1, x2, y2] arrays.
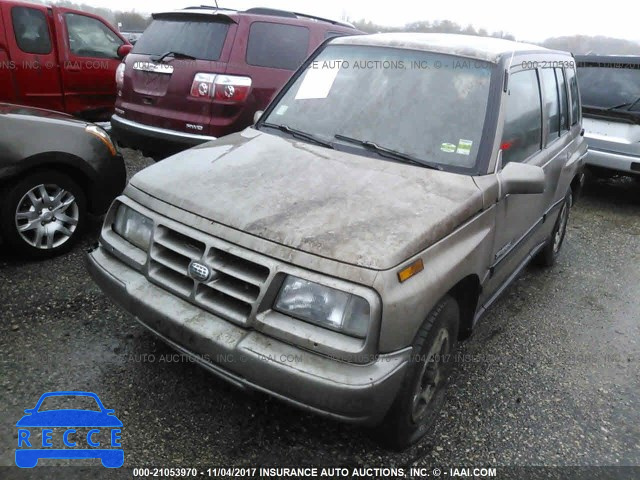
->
[[35, 1, 640, 53]]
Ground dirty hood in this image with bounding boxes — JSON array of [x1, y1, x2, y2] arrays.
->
[[130, 129, 484, 270]]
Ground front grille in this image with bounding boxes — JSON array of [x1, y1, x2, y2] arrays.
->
[[148, 224, 270, 325]]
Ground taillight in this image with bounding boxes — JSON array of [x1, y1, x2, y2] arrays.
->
[[115, 63, 125, 90], [190, 73, 252, 102], [190, 73, 216, 98]]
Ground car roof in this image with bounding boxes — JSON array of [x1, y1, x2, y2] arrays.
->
[[332, 33, 564, 63], [153, 6, 356, 30], [576, 54, 640, 66]]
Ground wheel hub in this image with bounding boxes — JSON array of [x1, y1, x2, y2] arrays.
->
[[411, 328, 450, 423], [14, 184, 79, 250]]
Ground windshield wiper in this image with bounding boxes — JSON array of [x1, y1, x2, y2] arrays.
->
[[262, 123, 334, 149], [605, 97, 640, 111], [334, 134, 442, 171], [150, 51, 196, 62]]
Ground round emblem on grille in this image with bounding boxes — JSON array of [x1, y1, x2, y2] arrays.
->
[[188, 261, 211, 282]]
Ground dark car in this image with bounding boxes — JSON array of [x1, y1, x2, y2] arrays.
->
[[111, 6, 361, 159], [0, 103, 125, 257]]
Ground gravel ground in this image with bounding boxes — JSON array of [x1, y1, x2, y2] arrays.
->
[[1, 149, 639, 478]]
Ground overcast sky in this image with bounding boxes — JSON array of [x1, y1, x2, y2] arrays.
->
[[76, 0, 639, 43]]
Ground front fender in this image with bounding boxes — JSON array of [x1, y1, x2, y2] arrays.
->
[[374, 207, 497, 353]]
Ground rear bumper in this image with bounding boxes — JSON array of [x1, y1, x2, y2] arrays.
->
[[86, 246, 410, 426], [585, 147, 640, 176], [110, 115, 216, 156]]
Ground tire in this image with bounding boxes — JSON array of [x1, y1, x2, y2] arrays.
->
[[0, 170, 86, 258], [374, 295, 460, 451], [534, 190, 572, 268]]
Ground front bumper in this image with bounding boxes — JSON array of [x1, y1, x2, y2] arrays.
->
[[110, 115, 216, 157], [585, 147, 640, 176], [86, 245, 409, 426]]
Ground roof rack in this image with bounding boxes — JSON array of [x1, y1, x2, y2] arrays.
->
[[244, 7, 355, 28]]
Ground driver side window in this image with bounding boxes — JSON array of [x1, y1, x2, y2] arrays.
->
[[501, 69, 543, 165], [65, 13, 123, 59]]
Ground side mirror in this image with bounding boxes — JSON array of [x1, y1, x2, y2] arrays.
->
[[24, 409, 34, 414], [117, 44, 133, 59], [253, 110, 264, 124], [498, 162, 545, 197]]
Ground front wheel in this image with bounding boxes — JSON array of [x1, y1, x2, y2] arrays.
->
[[534, 190, 572, 267], [0, 170, 86, 258], [374, 295, 460, 450]]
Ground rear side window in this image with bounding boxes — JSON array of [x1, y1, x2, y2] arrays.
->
[[566, 67, 580, 125], [540, 68, 560, 142], [133, 19, 229, 61], [555, 68, 569, 132], [501, 69, 542, 164], [65, 14, 123, 58], [11, 7, 52, 55], [246, 22, 310, 70]]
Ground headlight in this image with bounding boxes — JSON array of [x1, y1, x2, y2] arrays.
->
[[86, 124, 118, 156], [112, 204, 153, 251], [274, 276, 370, 338]]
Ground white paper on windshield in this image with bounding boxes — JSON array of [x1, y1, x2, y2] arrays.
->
[[295, 61, 342, 100]]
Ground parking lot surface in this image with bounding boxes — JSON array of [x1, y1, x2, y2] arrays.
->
[[1, 149, 639, 476]]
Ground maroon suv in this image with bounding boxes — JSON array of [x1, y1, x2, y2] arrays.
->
[[111, 6, 360, 159]]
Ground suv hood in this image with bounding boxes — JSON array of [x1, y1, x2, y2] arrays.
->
[[130, 129, 484, 270]]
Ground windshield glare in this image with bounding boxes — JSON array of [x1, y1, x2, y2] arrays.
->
[[577, 65, 640, 110], [262, 45, 493, 171]]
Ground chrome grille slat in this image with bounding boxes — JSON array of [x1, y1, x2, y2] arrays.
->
[[204, 274, 261, 304], [146, 223, 270, 326], [207, 248, 270, 286], [155, 226, 206, 259], [195, 285, 252, 324], [150, 244, 190, 276]]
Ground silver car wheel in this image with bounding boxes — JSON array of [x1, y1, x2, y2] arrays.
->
[[14, 183, 79, 250], [411, 328, 450, 423]]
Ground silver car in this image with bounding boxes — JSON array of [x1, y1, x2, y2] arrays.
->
[[576, 55, 640, 179], [87, 33, 586, 449]]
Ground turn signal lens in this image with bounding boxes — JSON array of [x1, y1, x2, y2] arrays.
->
[[398, 259, 424, 283]]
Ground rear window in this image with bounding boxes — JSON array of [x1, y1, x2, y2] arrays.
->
[[132, 18, 229, 61], [246, 22, 310, 70], [577, 64, 640, 111]]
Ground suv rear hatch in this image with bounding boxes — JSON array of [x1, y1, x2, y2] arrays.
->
[[577, 60, 640, 155], [116, 11, 240, 139]]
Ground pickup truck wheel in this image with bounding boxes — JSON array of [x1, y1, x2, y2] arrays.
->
[[0, 170, 86, 258], [534, 190, 572, 267], [374, 295, 460, 451]]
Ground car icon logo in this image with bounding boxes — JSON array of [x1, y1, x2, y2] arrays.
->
[[188, 260, 212, 282], [15, 391, 123, 468]]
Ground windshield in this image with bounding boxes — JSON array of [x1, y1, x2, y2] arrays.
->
[[577, 64, 640, 110], [261, 45, 494, 171], [132, 18, 229, 61], [37, 395, 101, 412]]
